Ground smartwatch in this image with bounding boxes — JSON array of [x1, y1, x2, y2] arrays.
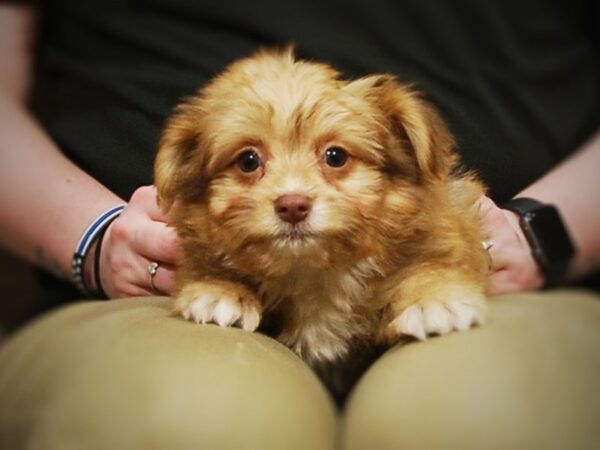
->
[[502, 198, 575, 287]]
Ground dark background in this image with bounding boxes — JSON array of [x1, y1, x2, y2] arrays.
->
[[0, 252, 35, 338]]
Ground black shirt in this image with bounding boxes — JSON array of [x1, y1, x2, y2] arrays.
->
[[26, 0, 600, 304], [32, 0, 600, 203]]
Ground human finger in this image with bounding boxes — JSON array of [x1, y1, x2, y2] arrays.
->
[[131, 220, 181, 265], [484, 220, 523, 272], [140, 259, 177, 295], [477, 196, 513, 271], [487, 269, 522, 296], [105, 252, 177, 297], [477, 195, 497, 217], [487, 260, 544, 295], [129, 185, 169, 222], [99, 218, 175, 298]]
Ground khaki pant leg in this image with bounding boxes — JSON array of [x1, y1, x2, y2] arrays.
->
[[0, 297, 337, 450], [342, 290, 600, 450]]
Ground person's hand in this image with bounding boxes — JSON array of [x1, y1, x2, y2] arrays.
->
[[97, 185, 181, 298], [478, 196, 544, 295]]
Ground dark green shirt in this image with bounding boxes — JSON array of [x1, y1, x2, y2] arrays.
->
[[32, 0, 600, 203]]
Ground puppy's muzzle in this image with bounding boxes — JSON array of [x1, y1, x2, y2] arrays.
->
[[274, 194, 312, 224]]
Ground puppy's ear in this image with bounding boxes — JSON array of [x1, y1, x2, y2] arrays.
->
[[345, 75, 456, 181], [154, 103, 206, 212]]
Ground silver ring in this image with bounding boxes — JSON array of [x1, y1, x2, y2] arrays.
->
[[481, 240, 494, 272], [148, 261, 159, 292], [481, 240, 494, 252]]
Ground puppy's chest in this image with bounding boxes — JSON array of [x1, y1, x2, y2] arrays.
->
[[260, 262, 376, 308], [258, 260, 381, 364]]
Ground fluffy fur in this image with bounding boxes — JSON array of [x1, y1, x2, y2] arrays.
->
[[155, 48, 489, 370]]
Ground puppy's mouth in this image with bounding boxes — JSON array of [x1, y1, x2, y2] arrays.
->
[[273, 224, 318, 246], [275, 228, 314, 242]]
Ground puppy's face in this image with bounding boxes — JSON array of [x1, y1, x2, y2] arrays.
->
[[155, 50, 456, 277]]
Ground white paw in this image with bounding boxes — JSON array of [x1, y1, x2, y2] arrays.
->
[[389, 295, 486, 341], [176, 284, 261, 331]]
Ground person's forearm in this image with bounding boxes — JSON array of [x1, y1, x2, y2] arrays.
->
[[0, 94, 124, 281], [0, 4, 36, 103], [516, 129, 600, 280]]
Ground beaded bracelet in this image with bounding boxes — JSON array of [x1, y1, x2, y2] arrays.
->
[[72, 205, 126, 297]]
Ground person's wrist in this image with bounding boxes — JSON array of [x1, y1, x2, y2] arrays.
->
[[94, 219, 115, 299], [502, 198, 576, 288], [83, 240, 98, 294], [502, 208, 545, 289], [502, 209, 529, 249], [72, 204, 125, 298]]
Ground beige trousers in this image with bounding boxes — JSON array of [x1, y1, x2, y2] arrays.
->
[[0, 290, 599, 450]]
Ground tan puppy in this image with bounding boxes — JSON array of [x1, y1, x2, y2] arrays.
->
[[155, 48, 489, 369]]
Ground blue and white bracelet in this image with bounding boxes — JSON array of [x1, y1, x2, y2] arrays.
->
[[72, 204, 126, 297]]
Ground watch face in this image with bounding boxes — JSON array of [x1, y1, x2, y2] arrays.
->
[[523, 206, 575, 264]]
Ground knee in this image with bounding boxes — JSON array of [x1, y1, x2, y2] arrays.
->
[[0, 298, 337, 450], [342, 290, 600, 450]]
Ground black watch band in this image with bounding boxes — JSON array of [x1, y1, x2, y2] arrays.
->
[[502, 197, 575, 287]]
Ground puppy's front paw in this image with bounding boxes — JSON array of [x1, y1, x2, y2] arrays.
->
[[174, 280, 261, 331], [380, 285, 486, 343]]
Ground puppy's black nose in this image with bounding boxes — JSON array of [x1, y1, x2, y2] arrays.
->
[[274, 194, 312, 224]]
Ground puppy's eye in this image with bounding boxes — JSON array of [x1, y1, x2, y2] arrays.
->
[[324, 147, 349, 168], [236, 149, 261, 172]]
